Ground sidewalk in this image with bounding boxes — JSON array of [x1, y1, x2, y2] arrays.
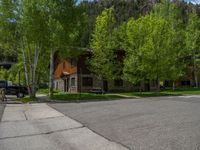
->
[[0, 103, 128, 150], [0, 103, 5, 122]]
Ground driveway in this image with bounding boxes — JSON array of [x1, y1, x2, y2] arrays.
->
[[49, 96, 200, 150]]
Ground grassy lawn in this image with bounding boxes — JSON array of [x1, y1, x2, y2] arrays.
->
[[51, 92, 124, 101], [119, 87, 200, 97], [37, 88, 49, 95], [16, 97, 36, 103], [18, 87, 200, 103], [37, 88, 62, 95]]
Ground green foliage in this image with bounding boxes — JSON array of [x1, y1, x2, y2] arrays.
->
[[186, 13, 200, 52], [1, 0, 200, 93], [90, 8, 119, 80], [0, 0, 18, 61], [185, 12, 200, 86], [153, 0, 186, 81], [123, 14, 173, 84], [7, 62, 25, 84], [0, 68, 8, 80]]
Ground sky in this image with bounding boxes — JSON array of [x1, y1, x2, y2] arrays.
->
[[187, 0, 200, 4], [77, 0, 200, 4]]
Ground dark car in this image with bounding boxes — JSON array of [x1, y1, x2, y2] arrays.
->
[[0, 80, 28, 98]]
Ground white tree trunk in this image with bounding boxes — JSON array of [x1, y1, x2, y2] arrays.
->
[[172, 80, 176, 91], [22, 43, 40, 98], [49, 49, 54, 97], [31, 46, 40, 98], [21, 47, 31, 95]]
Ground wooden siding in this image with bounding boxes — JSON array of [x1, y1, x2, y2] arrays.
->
[[54, 59, 77, 79]]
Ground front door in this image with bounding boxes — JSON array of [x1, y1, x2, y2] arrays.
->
[[64, 78, 70, 92], [66, 77, 69, 92], [64, 79, 67, 92]]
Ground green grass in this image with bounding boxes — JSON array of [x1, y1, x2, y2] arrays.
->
[[33, 87, 200, 102], [51, 92, 123, 101], [37, 88, 49, 94], [16, 97, 36, 103], [119, 87, 200, 97], [37, 88, 61, 95]]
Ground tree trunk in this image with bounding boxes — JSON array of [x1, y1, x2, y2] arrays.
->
[[172, 80, 176, 91], [101, 77, 104, 94], [49, 49, 54, 97], [31, 47, 40, 98], [193, 50, 198, 88], [21, 47, 31, 96], [157, 79, 160, 92], [139, 81, 143, 93], [194, 74, 198, 88]]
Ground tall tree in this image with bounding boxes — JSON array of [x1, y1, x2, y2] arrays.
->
[[47, 0, 85, 97], [90, 8, 120, 88], [18, 0, 50, 98], [186, 13, 200, 87], [0, 0, 19, 62], [153, 0, 186, 90], [123, 14, 172, 91]]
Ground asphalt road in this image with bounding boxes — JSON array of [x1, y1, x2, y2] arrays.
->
[[49, 95, 200, 150]]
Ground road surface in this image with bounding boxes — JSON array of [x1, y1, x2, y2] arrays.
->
[[49, 95, 200, 150]]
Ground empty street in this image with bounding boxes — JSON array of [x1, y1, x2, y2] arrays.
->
[[49, 96, 200, 150]]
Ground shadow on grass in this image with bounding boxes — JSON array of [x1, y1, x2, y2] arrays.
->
[[120, 87, 200, 97], [127, 92, 182, 97]]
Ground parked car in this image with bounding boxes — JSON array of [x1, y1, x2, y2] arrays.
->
[[0, 80, 28, 98]]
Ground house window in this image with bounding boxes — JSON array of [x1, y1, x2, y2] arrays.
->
[[114, 80, 123, 87], [71, 78, 75, 86], [82, 77, 93, 87], [181, 80, 190, 86]]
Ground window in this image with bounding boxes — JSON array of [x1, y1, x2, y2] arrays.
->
[[82, 77, 93, 87], [181, 80, 190, 86], [114, 80, 123, 87], [71, 78, 75, 86]]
